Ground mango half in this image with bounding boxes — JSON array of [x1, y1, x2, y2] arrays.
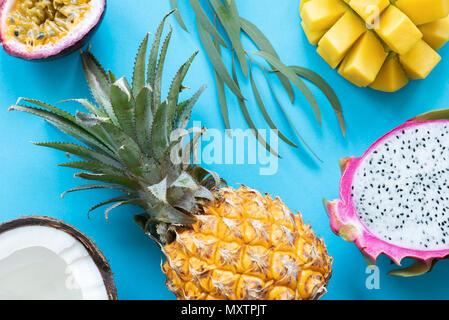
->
[[300, 0, 448, 92]]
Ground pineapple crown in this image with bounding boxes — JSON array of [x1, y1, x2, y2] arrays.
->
[[9, 11, 224, 245]]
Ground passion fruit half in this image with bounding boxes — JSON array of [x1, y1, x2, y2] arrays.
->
[[0, 0, 105, 60]]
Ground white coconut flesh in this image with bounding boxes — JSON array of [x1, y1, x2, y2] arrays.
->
[[1, 0, 104, 57], [0, 225, 109, 300], [351, 121, 449, 251]]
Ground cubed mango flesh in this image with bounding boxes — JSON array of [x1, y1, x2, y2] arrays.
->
[[369, 54, 409, 92], [317, 11, 366, 68], [419, 16, 449, 50], [300, 0, 347, 31], [395, 0, 449, 26], [338, 31, 388, 86], [300, 0, 313, 12], [399, 39, 441, 79], [349, 0, 390, 22], [375, 5, 422, 55], [301, 21, 327, 45]]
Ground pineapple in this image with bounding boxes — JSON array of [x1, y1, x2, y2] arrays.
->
[[10, 12, 332, 300], [300, 0, 448, 92]]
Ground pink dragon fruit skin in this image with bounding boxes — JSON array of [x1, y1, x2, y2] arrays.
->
[[324, 109, 449, 277]]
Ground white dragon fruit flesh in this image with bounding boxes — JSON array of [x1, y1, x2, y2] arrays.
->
[[325, 109, 449, 276]]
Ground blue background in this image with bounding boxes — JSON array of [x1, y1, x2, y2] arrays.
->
[[2, 0, 449, 300]]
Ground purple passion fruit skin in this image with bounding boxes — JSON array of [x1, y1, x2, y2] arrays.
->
[[0, 0, 106, 60]]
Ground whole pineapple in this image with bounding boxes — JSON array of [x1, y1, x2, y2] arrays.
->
[[10, 12, 332, 300]]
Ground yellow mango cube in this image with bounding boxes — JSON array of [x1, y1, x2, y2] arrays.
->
[[395, 0, 449, 26], [338, 31, 388, 87], [375, 5, 422, 55], [419, 16, 449, 50], [301, 21, 327, 45], [300, 0, 313, 12], [370, 54, 409, 92], [349, 0, 390, 22], [300, 0, 347, 31], [399, 39, 441, 79], [317, 11, 366, 69]]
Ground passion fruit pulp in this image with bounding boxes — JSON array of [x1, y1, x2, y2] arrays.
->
[[0, 0, 105, 60]]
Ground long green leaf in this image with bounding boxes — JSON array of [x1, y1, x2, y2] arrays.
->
[[81, 51, 117, 124], [59, 160, 125, 176], [252, 51, 322, 125], [264, 72, 321, 161], [132, 34, 149, 97], [62, 184, 135, 198], [231, 57, 279, 158], [196, 19, 244, 100], [249, 67, 297, 148], [148, 11, 174, 88], [240, 18, 295, 103], [290, 66, 345, 136], [153, 28, 173, 112], [111, 78, 136, 140], [135, 86, 153, 154], [209, 0, 247, 77], [34, 142, 122, 168], [213, 38, 230, 132], [170, 0, 189, 32], [188, 0, 227, 47]]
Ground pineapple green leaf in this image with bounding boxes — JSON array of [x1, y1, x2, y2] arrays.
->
[[151, 102, 169, 160], [209, 0, 247, 77], [188, 0, 227, 48], [193, 185, 215, 201], [240, 18, 295, 103], [148, 177, 168, 203], [59, 160, 125, 176], [81, 51, 117, 124], [111, 77, 136, 140], [153, 27, 173, 111], [116, 144, 144, 176], [170, 172, 198, 190], [167, 51, 198, 131], [34, 142, 123, 168], [231, 57, 279, 158], [252, 51, 322, 126], [58, 99, 107, 118], [150, 202, 196, 225], [133, 34, 150, 98], [290, 66, 345, 137], [62, 183, 135, 199], [170, 0, 188, 32], [9, 104, 112, 155], [108, 69, 118, 83], [196, 19, 244, 100], [87, 195, 134, 215], [249, 66, 298, 148], [75, 172, 140, 189], [18, 98, 75, 122], [148, 10, 175, 89], [104, 198, 148, 220], [182, 127, 206, 170], [175, 84, 207, 129], [135, 86, 153, 154]]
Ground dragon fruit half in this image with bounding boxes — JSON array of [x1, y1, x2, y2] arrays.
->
[[325, 109, 449, 277]]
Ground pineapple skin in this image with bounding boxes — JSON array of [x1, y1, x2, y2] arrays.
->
[[162, 186, 333, 300]]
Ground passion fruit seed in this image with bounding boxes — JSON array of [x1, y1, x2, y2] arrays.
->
[[6, 0, 91, 48]]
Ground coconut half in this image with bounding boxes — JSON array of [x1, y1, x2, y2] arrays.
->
[[0, 0, 106, 60], [0, 216, 117, 300]]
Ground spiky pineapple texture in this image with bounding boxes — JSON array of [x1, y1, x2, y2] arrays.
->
[[10, 12, 333, 300], [9, 11, 218, 244], [163, 186, 333, 300]]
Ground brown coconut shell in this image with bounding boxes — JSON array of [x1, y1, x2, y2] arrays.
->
[[0, 216, 117, 300]]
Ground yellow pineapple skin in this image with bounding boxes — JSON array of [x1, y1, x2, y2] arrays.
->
[[162, 186, 332, 300]]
